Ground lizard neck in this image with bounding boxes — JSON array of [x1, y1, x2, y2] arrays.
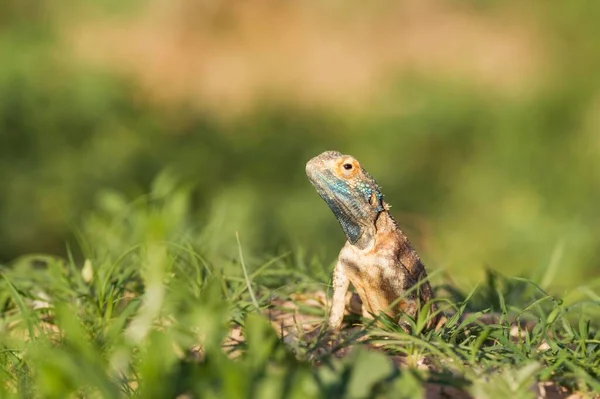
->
[[354, 210, 423, 273], [351, 209, 398, 250], [375, 208, 399, 233], [376, 210, 424, 274]]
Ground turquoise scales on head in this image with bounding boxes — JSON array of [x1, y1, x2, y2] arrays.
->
[[305, 150, 389, 245]]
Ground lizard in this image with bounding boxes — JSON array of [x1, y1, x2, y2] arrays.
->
[[305, 150, 444, 332]]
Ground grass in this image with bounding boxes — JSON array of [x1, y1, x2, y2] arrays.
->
[[1, 175, 599, 399]]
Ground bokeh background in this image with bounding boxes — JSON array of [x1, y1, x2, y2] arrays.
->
[[1, 0, 599, 288]]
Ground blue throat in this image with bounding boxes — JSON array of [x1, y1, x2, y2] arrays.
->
[[318, 173, 385, 245]]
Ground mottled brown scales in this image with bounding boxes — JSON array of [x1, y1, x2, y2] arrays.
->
[[306, 150, 444, 332]]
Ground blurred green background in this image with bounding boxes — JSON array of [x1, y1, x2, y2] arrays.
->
[[1, 0, 599, 287]]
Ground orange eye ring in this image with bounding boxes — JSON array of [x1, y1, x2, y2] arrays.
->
[[336, 158, 360, 178]]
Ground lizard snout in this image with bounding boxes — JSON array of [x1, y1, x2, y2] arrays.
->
[[305, 155, 325, 182], [305, 150, 343, 180]]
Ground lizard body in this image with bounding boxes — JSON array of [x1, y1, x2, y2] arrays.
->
[[306, 150, 442, 331]]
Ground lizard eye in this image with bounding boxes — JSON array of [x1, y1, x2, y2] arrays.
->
[[337, 158, 359, 178]]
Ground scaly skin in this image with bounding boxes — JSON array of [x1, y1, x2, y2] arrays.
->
[[306, 150, 443, 331]]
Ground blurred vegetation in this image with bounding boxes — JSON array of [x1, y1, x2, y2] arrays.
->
[[1, 0, 600, 292]]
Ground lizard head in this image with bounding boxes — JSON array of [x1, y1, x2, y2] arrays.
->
[[306, 150, 386, 246]]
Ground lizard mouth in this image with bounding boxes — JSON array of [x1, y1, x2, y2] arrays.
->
[[305, 158, 321, 183], [305, 153, 329, 179]]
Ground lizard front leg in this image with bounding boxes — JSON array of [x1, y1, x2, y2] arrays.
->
[[328, 259, 350, 331]]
